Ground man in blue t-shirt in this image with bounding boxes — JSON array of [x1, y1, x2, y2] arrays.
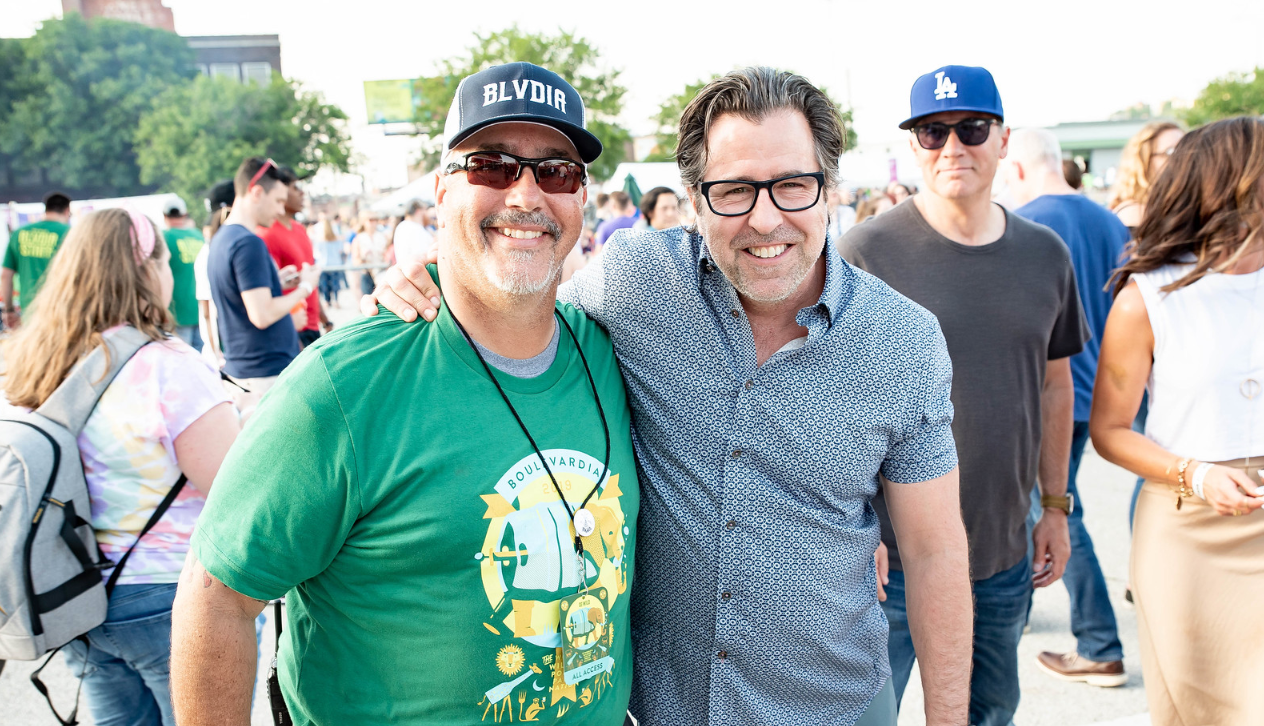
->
[[208, 156, 321, 420], [1007, 128, 1131, 688]]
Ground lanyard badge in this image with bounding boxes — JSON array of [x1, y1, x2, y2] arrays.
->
[[451, 308, 615, 687]]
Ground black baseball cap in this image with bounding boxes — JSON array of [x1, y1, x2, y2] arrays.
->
[[441, 62, 602, 164], [206, 179, 235, 212]]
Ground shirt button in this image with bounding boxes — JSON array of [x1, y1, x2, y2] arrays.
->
[[744, 379, 754, 390], [731, 450, 742, 458], [718, 650, 729, 660], [721, 591, 732, 601], [730, 309, 740, 319], [725, 520, 736, 530]]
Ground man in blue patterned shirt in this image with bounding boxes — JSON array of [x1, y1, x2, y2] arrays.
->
[[369, 68, 973, 726]]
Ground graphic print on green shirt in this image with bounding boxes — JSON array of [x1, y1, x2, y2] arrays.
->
[[191, 283, 639, 726], [163, 228, 204, 326], [3, 219, 69, 313]]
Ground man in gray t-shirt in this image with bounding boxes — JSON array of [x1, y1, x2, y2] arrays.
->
[[839, 65, 1088, 726]]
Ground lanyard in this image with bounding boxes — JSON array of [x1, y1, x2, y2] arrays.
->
[[449, 307, 611, 591]]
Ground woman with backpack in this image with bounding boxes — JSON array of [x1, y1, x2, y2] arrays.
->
[[4, 208, 240, 726]]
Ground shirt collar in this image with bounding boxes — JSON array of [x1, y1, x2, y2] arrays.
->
[[695, 230, 852, 327]]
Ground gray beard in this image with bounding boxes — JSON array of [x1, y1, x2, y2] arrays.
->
[[486, 248, 562, 296]]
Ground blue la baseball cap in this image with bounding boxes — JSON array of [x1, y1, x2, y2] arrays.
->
[[442, 62, 602, 164], [899, 65, 1004, 130]]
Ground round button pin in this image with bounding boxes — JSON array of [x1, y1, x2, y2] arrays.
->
[[574, 508, 597, 537]]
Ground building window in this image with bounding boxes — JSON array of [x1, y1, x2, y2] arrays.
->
[[209, 63, 241, 81], [241, 62, 273, 86]]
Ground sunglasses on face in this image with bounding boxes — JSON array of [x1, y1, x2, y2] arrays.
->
[[444, 151, 587, 194], [912, 118, 1000, 150]]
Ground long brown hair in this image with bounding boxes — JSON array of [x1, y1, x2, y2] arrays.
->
[[1112, 116, 1264, 295], [1108, 120, 1182, 211], [4, 208, 171, 409]]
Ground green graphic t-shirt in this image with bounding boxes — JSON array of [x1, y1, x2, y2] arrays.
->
[[192, 286, 639, 725], [3, 219, 69, 313], [163, 227, 204, 327]]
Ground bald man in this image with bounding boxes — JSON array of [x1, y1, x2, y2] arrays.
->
[[1006, 128, 1131, 688]]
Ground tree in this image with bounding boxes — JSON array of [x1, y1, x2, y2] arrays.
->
[[1182, 67, 1264, 127], [3, 14, 196, 195], [136, 75, 351, 222], [646, 73, 858, 165], [411, 26, 631, 181]]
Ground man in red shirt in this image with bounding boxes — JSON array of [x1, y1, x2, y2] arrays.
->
[[259, 167, 326, 347]]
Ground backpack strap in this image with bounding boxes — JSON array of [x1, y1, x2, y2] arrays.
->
[[102, 474, 187, 597], [36, 326, 154, 435]]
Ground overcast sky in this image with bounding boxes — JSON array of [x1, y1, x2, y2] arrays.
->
[[4, 0, 1263, 147]]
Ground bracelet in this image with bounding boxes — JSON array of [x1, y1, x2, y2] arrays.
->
[[1175, 457, 1193, 497], [297, 281, 313, 297], [1192, 462, 1214, 500]]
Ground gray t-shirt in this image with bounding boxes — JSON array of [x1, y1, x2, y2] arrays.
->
[[471, 321, 559, 379], [839, 201, 1088, 581]]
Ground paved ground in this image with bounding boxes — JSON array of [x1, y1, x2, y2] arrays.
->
[[897, 446, 1150, 726], [0, 293, 1153, 725]]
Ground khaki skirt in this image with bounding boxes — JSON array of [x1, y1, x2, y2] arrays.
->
[[1131, 458, 1264, 726]]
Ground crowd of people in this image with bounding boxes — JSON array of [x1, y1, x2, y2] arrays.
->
[[0, 58, 1260, 726]]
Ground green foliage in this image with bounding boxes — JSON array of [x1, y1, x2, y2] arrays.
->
[[1182, 67, 1264, 127], [412, 26, 630, 181], [647, 72, 858, 165], [136, 74, 350, 223], [2, 14, 196, 193]]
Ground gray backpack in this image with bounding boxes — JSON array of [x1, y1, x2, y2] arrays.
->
[[0, 327, 188, 723]]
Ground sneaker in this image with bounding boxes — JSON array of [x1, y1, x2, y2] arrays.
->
[[1036, 651, 1127, 688]]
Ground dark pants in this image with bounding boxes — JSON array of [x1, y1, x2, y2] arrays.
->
[[884, 557, 1031, 726], [318, 271, 343, 304], [298, 328, 321, 349], [359, 270, 375, 296], [1051, 421, 1124, 661]]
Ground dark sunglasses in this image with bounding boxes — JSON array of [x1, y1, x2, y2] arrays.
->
[[444, 151, 586, 194], [248, 158, 278, 189], [912, 119, 1000, 150]]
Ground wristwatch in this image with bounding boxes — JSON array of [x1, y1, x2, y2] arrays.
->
[[1041, 493, 1075, 515]]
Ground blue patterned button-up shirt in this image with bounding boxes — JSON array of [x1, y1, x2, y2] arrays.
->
[[561, 227, 957, 725]]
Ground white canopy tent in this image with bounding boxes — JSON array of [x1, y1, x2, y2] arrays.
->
[[367, 171, 438, 215], [3, 192, 186, 234], [601, 162, 685, 196]]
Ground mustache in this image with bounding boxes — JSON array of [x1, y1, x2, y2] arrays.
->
[[480, 210, 562, 240], [730, 224, 806, 249]]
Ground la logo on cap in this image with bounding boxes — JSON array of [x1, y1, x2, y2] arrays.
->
[[482, 78, 568, 113], [934, 71, 958, 101]]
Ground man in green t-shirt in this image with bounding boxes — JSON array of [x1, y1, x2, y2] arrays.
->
[[2, 191, 71, 327], [171, 64, 637, 726], [162, 197, 205, 349]]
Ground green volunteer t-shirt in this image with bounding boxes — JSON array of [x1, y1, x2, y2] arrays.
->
[[192, 279, 639, 725], [3, 219, 69, 313], [163, 227, 204, 327]]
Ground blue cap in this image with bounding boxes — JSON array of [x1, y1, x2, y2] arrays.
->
[[442, 62, 602, 164], [899, 65, 1004, 130]]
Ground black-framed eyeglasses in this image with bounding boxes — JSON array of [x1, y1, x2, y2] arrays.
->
[[698, 172, 825, 217], [444, 151, 586, 195], [912, 118, 1001, 150]]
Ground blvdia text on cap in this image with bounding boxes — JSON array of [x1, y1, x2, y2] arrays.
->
[[482, 80, 568, 113]]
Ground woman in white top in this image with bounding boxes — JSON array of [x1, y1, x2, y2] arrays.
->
[[1091, 116, 1264, 726]]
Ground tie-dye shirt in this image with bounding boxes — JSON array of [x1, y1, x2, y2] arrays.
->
[[78, 333, 230, 585]]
